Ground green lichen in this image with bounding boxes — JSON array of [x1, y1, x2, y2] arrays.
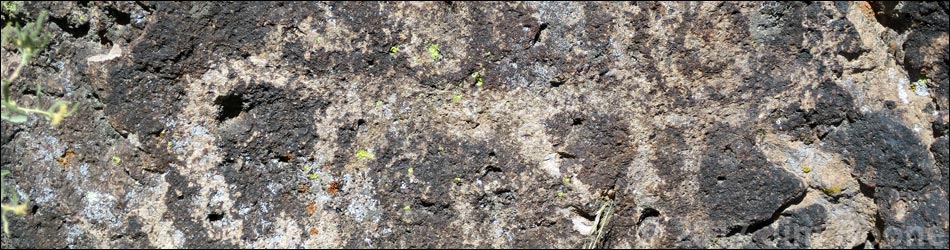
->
[[471, 71, 484, 87], [408, 167, 414, 175], [309, 173, 319, 180], [77, 13, 87, 23], [453, 177, 462, 183], [801, 165, 811, 173], [356, 149, 375, 160], [112, 156, 121, 165], [428, 44, 441, 60], [822, 185, 842, 196], [451, 93, 462, 103], [437, 145, 445, 152], [389, 45, 399, 55], [557, 191, 565, 198]]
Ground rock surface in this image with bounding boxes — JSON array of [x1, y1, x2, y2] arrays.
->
[[1, 1, 947, 248]]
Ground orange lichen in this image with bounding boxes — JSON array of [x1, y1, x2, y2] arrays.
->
[[57, 149, 75, 167], [309, 228, 319, 236], [279, 153, 295, 161], [306, 202, 316, 215], [856, 1, 875, 19], [327, 181, 341, 195], [299, 183, 310, 193]]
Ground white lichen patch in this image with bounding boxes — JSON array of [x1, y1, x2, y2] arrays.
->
[[911, 79, 930, 96], [344, 175, 382, 223], [571, 215, 595, 236], [63, 190, 123, 248], [897, 78, 910, 104], [250, 213, 304, 249], [82, 191, 120, 227]]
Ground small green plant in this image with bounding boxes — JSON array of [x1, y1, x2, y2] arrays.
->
[[428, 44, 441, 60], [451, 93, 462, 103], [471, 70, 484, 87], [1, 169, 29, 235], [2, 10, 74, 237], [403, 205, 411, 211], [356, 149, 375, 160], [2, 11, 78, 125], [2, 1, 22, 15], [309, 173, 319, 180]]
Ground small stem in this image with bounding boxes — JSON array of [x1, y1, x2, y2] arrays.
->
[[6, 55, 29, 84], [11, 106, 53, 117]]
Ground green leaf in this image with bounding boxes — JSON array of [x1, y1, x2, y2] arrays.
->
[[1, 169, 9, 176]]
